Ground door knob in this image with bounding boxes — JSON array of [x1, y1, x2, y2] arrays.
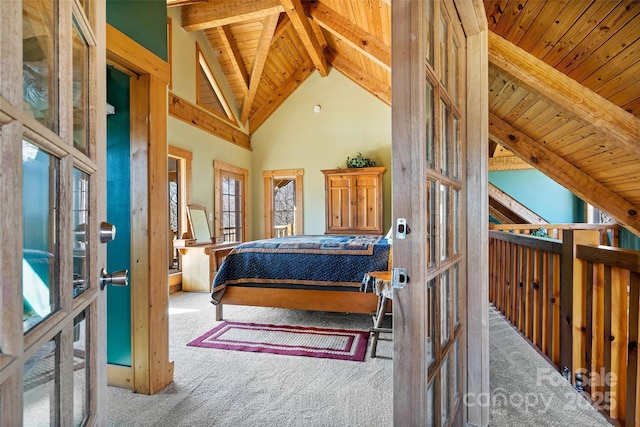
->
[[99, 222, 116, 243], [100, 268, 128, 290]]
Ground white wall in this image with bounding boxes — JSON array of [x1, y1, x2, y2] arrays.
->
[[251, 71, 392, 237]]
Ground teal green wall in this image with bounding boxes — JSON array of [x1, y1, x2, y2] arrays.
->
[[489, 169, 584, 223], [107, 0, 167, 61], [105, 0, 167, 367], [106, 67, 132, 366], [620, 228, 640, 250]]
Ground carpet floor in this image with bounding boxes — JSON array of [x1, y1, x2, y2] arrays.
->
[[106, 293, 613, 426]]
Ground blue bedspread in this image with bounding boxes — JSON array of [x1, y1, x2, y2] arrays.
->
[[211, 235, 391, 304]]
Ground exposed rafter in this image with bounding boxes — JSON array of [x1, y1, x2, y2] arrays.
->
[[308, 2, 390, 71], [488, 31, 640, 161], [181, 0, 284, 31], [280, 0, 329, 77], [489, 112, 640, 236], [326, 47, 390, 105], [241, 13, 279, 124], [215, 25, 249, 95], [489, 183, 547, 224], [489, 204, 521, 225]]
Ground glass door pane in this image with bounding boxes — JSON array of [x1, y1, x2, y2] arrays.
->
[[23, 0, 57, 132], [23, 139, 59, 332]]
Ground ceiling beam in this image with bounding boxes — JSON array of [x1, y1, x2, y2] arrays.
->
[[488, 31, 640, 160], [489, 156, 534, 171], [215, 25, 249, 96], [489, 112, 640, 236], [181, 0, 284, 31], [489, 183, 547, 224], [280, 0, 329, 77], [489, 204, 523, 225], [240, 13, 279, 124], [308, 2, 390, 71], [326, 47, 390, 105]]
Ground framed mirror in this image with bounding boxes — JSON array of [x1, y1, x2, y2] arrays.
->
[[187, 204, 213, 243]]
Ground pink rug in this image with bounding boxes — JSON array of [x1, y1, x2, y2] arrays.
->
[[187, 321, 369, 361]]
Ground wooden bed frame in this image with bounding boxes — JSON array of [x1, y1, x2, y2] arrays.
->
[[214, 286, 380, 321]]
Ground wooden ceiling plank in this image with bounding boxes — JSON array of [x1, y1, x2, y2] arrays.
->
[[537, 120, 586, 150], [216, 25, 250, 96], [510, 99, 551, 130], [492, 0, 529, 37], [568, 17, 640, 84], [489, 31, 640, 160], [489, 78, 518, 111], [553, 0, 640, 75], [622, 96, 640, 117], [599, 67, 640, 108], [182, 0, 285, 31], [528, 1, 593, 59], [241, 13, 279, 124], [326, 47, 390, 105], [502, 0, 548, 47], [489, 112, 640, 236], [493, 86, 531, 118], [579, 35, 640, 92], [249, 60, 315, 133], [489, 183, 547, 223], [280, 0, 329, 77], [541, 0, 620, 66], [485, 0, 509, 32], [309, 2, 390, 71]]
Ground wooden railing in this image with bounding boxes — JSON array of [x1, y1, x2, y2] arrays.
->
[[574, 244, 640, 424], [489, 227, 640, 425], [489, 230, 563, 365], [489, 222, 619, 246]]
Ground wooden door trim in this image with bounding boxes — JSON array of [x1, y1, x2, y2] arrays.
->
[[106, 24, 174, 395]]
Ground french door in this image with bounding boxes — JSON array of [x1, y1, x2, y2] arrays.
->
[[0, 0, 107, 425], [393, 0, 487, 425]]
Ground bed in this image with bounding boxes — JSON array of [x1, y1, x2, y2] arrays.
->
[[211, 234, 391, 320]]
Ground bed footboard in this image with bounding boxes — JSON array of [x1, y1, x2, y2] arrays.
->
[[214, 286, 379, 320]]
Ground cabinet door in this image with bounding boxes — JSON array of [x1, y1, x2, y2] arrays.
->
[[326, 175, 353, 232], [354, 174, 382, 233]]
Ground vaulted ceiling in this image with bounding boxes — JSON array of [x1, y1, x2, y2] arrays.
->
[[169, 0, 640, 236]]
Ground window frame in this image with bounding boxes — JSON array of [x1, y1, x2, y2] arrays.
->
[[214, 160, 248, 243], [263, 169, 304, 238], [195, 43, 238, 126]]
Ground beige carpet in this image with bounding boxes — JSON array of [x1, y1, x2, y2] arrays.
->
[[107, 292, 393, 427], [107, 293, 613, 426]]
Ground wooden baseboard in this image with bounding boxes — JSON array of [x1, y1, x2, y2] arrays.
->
[[169, 272, 182, 294], [107, 364, 132, 389]]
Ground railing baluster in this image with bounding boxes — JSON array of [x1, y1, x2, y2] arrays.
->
[[585, 260, 594, 396], [603, 264, 612, 417], [625, 272, 640, 426]]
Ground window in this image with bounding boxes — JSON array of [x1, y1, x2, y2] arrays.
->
[[168, 146, 192, 273], [263, 169, 304, 238], [196, 43, 237, 125], [214, 160, 248, 243]]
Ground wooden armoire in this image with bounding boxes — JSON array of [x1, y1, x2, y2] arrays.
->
[[321, 166, 385, 235]]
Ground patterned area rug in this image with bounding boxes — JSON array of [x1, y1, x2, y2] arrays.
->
[[187, 321, 370, 361]]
